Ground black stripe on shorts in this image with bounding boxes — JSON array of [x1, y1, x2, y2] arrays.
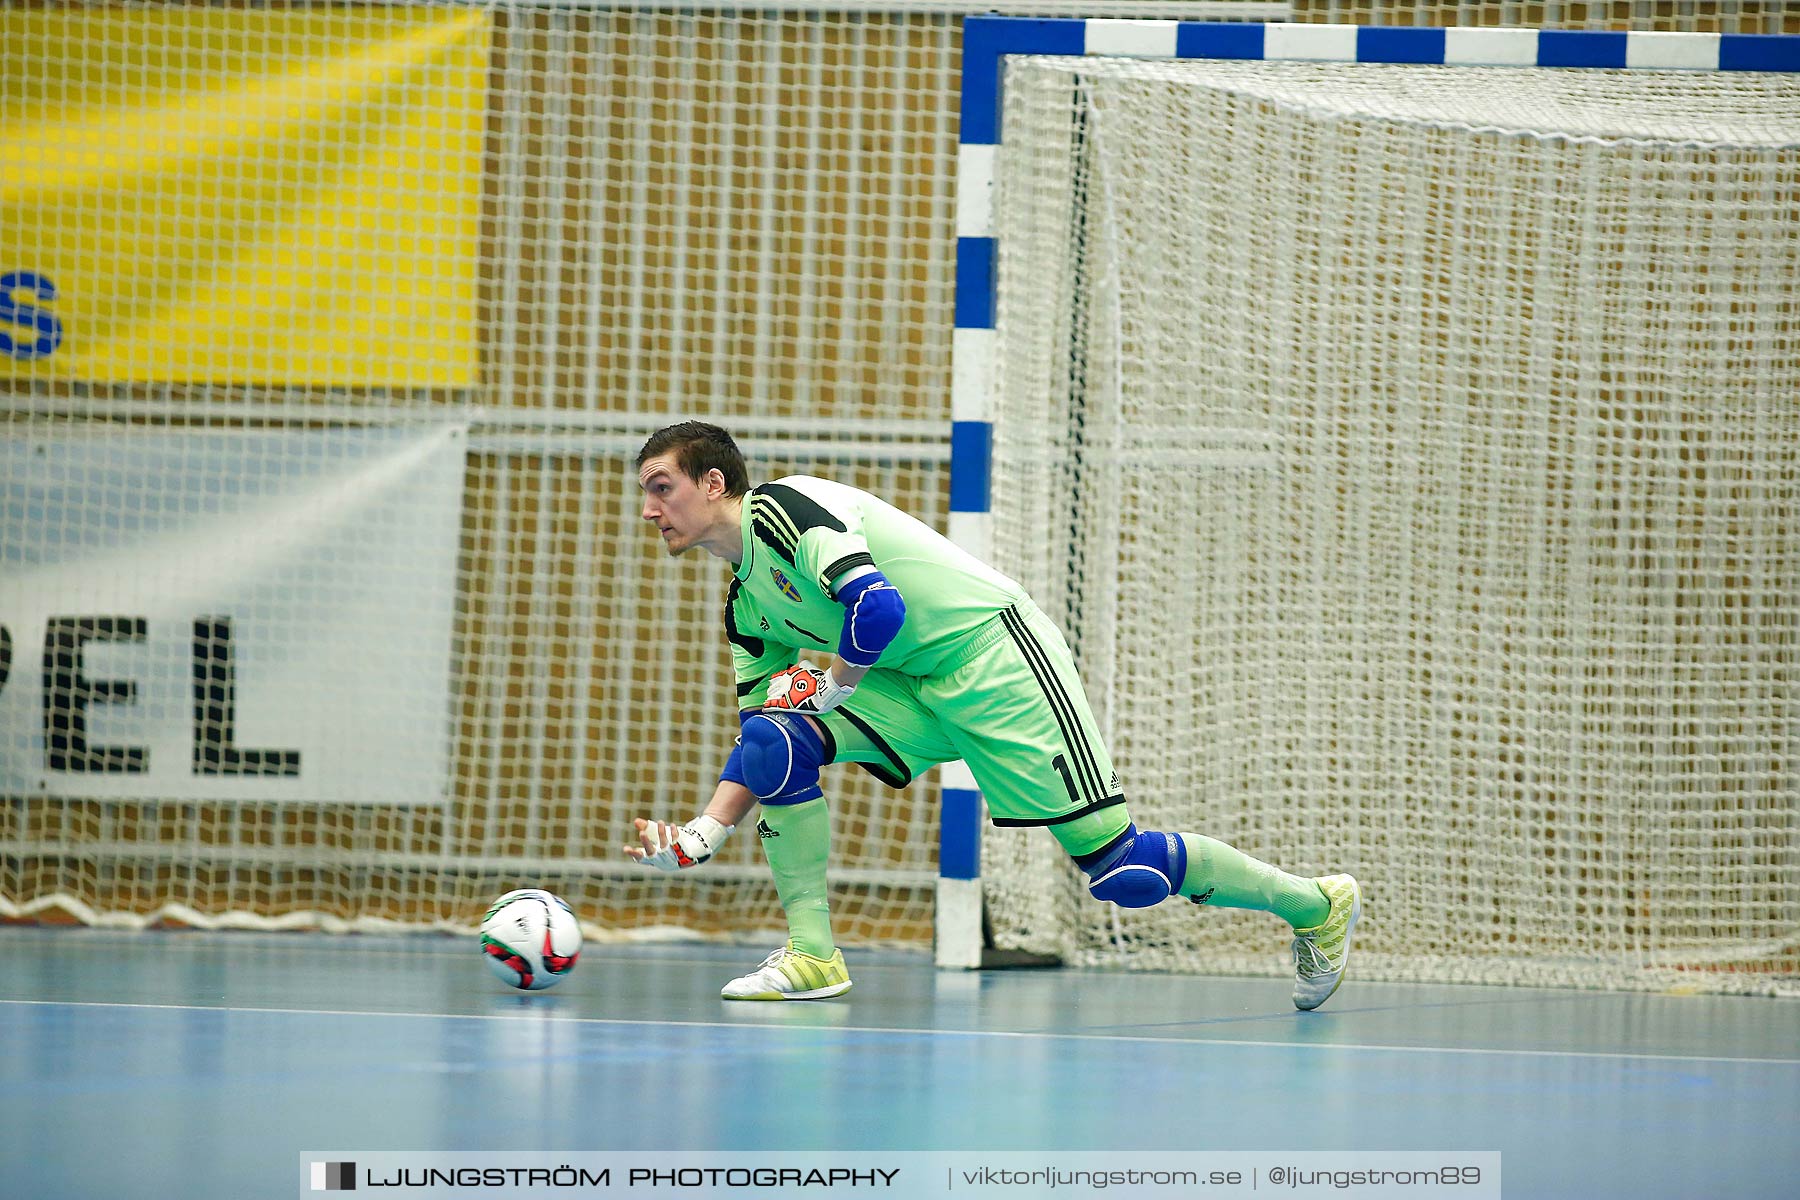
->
[[990, 793, 1127, 828], [999, 606, 1107, 805], [834, 704, 912, 788]]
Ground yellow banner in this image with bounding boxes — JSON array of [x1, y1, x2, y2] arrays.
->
[[1, 7, 490, 387]]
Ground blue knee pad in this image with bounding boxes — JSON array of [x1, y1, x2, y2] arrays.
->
[[1079, 825, 1186, 909], [740, 711, 827, 805]]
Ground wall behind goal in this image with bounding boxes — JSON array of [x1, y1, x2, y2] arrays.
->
[[3, 1, 1795, 946]]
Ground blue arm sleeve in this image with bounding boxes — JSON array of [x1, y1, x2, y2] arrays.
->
[[835, 569, 906, 668]]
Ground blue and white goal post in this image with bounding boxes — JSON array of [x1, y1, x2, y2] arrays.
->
[[932, 17, 1800, 970]]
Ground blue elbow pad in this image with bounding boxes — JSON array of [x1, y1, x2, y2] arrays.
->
[[836, 570, 906, 668]]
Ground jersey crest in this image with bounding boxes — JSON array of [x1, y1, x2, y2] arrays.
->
[[769, 566, 803, 603]]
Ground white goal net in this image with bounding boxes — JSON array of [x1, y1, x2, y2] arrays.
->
[[985, 54, 1800, 994], [1, 2, 964, 945]]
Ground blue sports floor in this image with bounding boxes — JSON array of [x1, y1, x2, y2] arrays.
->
[[1, 929, 1795, 1199]]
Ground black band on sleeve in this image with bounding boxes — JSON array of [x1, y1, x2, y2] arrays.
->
[[822, 552, 876, 598]]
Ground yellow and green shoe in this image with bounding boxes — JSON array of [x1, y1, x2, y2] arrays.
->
[[721, 943, 852, 1001], [1291, 874, 1362, 1011]]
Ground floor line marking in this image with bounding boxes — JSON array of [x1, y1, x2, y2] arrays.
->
[[4, 998, 1796, 1067]]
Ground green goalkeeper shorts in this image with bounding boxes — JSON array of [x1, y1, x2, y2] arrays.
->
[[817, 600, 1130, 858]]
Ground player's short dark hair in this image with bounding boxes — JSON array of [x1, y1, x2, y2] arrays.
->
[[635, 421, 751, 497]]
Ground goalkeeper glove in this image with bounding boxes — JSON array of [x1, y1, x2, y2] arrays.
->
[[762, 663, 856, 715], [628, 814, 733, 871]]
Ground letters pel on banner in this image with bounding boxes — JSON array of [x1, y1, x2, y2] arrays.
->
[[0, 426, 465, 804]]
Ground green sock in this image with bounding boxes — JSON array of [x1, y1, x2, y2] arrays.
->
[[1176, 833, 1329, 929], [756, 798, 834, 958]]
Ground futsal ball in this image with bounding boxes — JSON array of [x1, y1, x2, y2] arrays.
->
[[480, 889, 582, 990]]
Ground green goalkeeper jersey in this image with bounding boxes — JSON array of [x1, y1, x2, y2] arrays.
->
[[726, 475, 1027, 701]]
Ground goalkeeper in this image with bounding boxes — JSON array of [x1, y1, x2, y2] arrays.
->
[[625, 421, 1361, 1010]]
